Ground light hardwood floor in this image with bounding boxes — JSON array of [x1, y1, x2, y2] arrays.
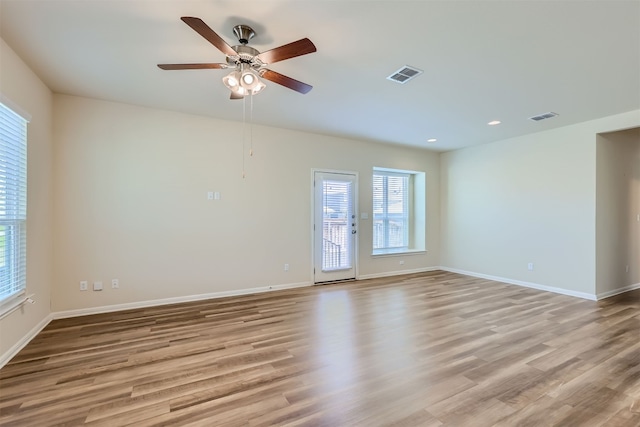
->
[[1, 271, 639, 426]]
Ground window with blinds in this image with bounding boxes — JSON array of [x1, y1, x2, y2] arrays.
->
[[373, 170, 409, 252], [0, 102, 27, 308]]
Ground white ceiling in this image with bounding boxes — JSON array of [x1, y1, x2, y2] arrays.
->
[[1, 0, 639, 151]]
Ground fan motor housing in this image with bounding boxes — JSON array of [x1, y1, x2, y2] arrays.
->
[[227, 45, 261, 65]]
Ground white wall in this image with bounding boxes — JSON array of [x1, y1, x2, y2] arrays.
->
[[440, 110, 640, 298], [52, 95, 440, 312], [596, 128, 640, 296], [0, 38, 53, 359]]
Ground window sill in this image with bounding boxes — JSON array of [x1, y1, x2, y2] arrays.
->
[[371, 249, 427, 258], [0, 290, 27, 320]]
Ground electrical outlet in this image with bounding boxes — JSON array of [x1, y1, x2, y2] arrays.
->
[[112, 279, 119, 289], [80, 281, 88, 291], [284, 264, 289, 272], [399, 260, 405, 265], [528, 262, 534, 271]]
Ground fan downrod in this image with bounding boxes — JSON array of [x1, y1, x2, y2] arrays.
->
[[233, 25, 255, 45]]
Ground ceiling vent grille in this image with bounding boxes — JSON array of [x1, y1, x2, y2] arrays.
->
[[387, 66, 423, 84], [529, 112, 559, 122]]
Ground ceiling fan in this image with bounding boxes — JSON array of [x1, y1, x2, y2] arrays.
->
[[158, 17, 316, 99]]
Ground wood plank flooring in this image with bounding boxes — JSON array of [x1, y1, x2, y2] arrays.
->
[[1, 270, 639, 426]]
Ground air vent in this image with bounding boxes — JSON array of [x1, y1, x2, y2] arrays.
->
[[529, 112, 559, 122], [387, 66, 423, 84]]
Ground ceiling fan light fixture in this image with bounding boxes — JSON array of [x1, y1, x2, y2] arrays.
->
[[251, 80, 266, 95], [224, 64, 266, 96], [242, 72, 255, 85], [222, 70, 241, 91], [239, 65, 262, 91]]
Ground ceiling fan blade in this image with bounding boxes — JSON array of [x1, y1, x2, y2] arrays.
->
[[261, 69, 313, 94], [256, 38, 316, 64], [180, 17, 238, 57], [230, 91, 244, 100], [158, 63, 228, 70]]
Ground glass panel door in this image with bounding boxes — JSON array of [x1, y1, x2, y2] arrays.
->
[[314, 171, 357, 283]]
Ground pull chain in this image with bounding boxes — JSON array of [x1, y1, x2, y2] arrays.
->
[[242, 95, 246, 178], [249, 93, 254, 157]]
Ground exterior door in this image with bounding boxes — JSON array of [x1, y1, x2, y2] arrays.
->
[[313, 171, 357, 283]]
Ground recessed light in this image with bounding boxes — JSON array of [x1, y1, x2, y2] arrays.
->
[[427, 138, 437, 143], [488, 120, 501, 126]]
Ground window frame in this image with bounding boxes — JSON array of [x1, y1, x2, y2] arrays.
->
[[372, 167, 426, 256], [0, 99, 28, 315]]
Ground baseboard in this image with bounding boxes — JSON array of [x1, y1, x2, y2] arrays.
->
[[0, 313, 53, 369], [596, 282, 640, 300], [53, 268, 448, 319], [439, 267, 598, 301], [357, 266, 440, 281], [53, 281, 312, 320]]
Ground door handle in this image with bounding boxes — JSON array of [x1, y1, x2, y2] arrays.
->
[[352, 230, 357, 234]]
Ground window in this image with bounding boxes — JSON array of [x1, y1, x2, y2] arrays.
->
[[373, 171, 409, 251], [372, 168, 426, 255], [0, 102, 27, 309]]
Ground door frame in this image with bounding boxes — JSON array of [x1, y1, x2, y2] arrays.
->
[[311, 169, 359, 284]]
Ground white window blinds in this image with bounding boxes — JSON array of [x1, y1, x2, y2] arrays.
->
[[0, 102, 27, 306], [373, 171, 409, 251]]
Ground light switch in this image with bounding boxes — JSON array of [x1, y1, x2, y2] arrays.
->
[[360, 213, 369, 220], [214, 192, 221, 200]]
